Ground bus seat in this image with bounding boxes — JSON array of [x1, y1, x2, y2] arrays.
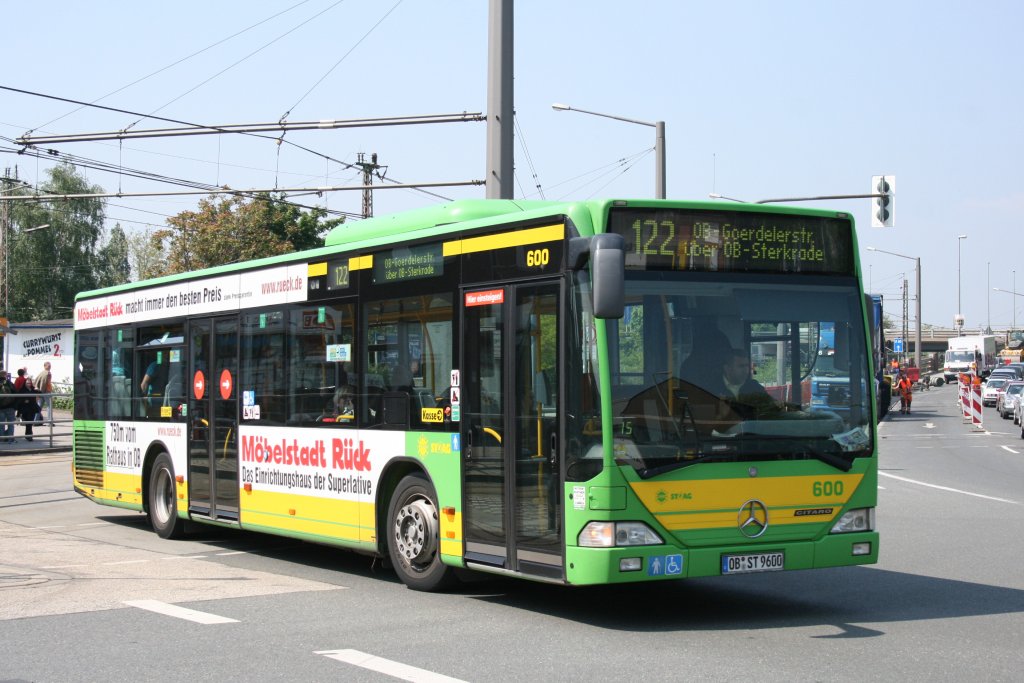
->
[[381, 391, 410, 428]]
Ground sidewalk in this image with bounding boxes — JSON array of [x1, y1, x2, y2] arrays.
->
[[0, 409, 73, 455]]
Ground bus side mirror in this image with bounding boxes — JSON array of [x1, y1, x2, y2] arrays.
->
[[591, 234, 625, 319]]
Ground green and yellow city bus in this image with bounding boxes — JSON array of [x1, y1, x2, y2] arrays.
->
[[73, 198, 878, 590]]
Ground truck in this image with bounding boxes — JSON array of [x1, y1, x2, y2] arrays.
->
[[943, 334, 997, 382]]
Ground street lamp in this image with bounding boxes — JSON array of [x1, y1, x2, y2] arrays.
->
[[993, 282, 1022, 333], [552, 103, 666, 199], [957, 235, 968, 333], [867, 246, 922, 371]]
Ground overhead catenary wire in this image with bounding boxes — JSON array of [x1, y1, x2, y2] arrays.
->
[[122, 0, 350, 131], [5, 87, 475, 205], [280, 0, 405, 121], [27, 0, 319, 134], [2, 139, 449, 218], [536, 148, 651, 200], [513, 112, 545, 200]]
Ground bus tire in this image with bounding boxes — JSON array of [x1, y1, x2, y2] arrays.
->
[[148, 452, 186, 540], [387, 473, 455, 591]]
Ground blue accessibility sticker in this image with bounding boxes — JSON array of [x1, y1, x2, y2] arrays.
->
[[647, 554, 684, 576]]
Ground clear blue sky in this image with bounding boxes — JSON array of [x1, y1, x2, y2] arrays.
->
[[2, 1, 1021, 331]]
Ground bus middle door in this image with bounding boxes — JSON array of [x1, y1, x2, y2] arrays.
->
[[461, 281, 563, 580], [187, 316, 240, 522]]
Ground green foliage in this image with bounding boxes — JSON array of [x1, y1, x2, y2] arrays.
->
[[618, 306, 645, 378], [7, 163, 106, 321], [126, 230, 165, 281], [96, 224, 131, 289], [156, 192, 344, 275]]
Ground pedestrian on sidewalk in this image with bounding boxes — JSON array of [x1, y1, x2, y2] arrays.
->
[[0, 370, 17, 443], [17, 377, 42, 441], [34, 361, 53, 423]]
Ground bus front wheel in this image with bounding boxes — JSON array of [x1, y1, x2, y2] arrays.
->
[[387, 474, 455, 591], [148, 452, 186, 539]]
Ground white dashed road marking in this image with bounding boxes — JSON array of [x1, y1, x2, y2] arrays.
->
[[124, 599, 239, 624], [316, 649, 468, 683], [879, 471, 1020, 504]]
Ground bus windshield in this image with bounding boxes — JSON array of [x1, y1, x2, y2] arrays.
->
[[607, 272, 871, 476]]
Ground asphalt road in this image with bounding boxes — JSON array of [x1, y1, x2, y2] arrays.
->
[[1, 387, 1021, 682]]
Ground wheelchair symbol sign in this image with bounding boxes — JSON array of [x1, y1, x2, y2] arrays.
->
[[647, 554, 684, 576]]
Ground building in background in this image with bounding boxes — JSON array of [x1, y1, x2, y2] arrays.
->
[[2, 319, 74, 390]]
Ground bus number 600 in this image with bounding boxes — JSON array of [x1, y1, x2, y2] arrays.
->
[[813, 480, 844, 497], [526, 248, 550, 267]]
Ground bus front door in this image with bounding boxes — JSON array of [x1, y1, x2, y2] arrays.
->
[[187, 317, 240, 521], [461, 281, 563, 580]]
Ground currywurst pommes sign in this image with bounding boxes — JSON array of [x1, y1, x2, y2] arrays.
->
[[608, 208, 855, 275]]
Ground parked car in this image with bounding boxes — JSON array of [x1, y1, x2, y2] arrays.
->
[[1015, 390, 1024, 425], [997, 381, 1024, 419], [982, 377, 1008, 407], [988, 367, 1024, 382]]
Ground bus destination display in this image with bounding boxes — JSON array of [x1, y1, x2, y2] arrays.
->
[[608, 208, 854, 275], [372, 243, 444, 284]]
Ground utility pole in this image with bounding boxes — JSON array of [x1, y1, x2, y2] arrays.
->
[[357, 153, 382, 219], [903, 277, 910, 366], [485, 0, 513, 198], [0, 167, 12, 319]]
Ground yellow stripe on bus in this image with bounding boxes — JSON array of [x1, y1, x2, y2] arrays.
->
[[630, 473, 864, 530], [308, 262, 328, 277], [442, 224, 564, 257], [238, 489, 464, 554], [349, 255, 373, 271], [82, 471, 144, 507]]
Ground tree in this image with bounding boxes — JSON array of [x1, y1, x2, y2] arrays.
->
[[7, 163, 106, 321], [96, 223, 131, 289], [157, 193, 343, 274], [126, 229, 165, 281]]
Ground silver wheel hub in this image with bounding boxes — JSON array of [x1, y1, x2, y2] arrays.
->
[[154, 469, 173, 524], [394, 498, 438, 566]]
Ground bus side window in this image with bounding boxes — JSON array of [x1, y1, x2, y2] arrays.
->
[[363, 291, 453, 431]]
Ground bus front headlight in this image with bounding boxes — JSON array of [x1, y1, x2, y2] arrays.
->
[[831, 507, 875, 533], [578, 521, 663, 547]]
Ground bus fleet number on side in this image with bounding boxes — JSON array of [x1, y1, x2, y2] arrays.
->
[[526, 248, 550, 268]]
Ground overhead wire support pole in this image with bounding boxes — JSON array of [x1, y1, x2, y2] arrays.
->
[[15, 113, 485, 145]]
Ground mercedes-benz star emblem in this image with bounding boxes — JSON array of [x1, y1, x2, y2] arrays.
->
[[737, 499, 769, 538]]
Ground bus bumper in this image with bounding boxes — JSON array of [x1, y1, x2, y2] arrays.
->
[[563, 531, 879, 585]]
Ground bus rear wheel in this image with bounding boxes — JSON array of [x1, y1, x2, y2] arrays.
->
[[148, 452, 186, 539], [387, 474, 455, 591]]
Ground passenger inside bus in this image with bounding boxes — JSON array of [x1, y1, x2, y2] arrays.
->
[[321, 384, 356, 423]]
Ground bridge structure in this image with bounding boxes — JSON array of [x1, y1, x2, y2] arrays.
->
[[886, 327, 1018, 355]]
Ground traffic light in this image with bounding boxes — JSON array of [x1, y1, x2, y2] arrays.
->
[[871, 175, 895, 227]]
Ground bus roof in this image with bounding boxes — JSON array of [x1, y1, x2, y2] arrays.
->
[[76, 198, 850, 301]]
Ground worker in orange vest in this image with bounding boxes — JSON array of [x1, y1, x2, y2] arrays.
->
[[897, 372, 913, 414]]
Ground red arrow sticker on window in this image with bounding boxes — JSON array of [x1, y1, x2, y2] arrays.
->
[[219, 368, 233, 400]]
